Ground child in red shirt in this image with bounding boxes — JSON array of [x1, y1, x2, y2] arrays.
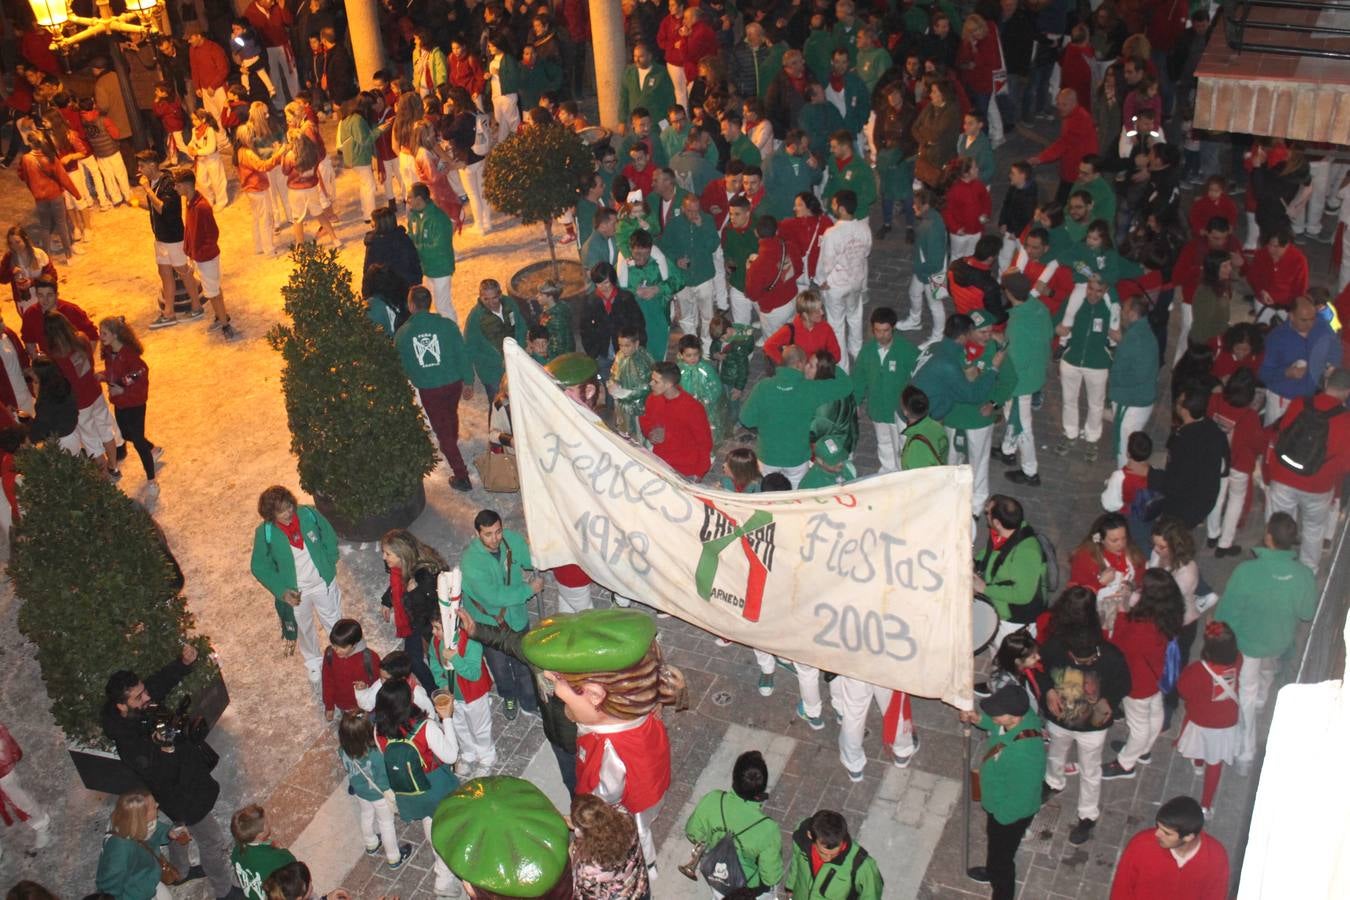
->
[[1187, 177, 1239, 237], [1101, 431, 1152, 516], [1175, 622, 1241, 816], [321, 618, 381, 720]]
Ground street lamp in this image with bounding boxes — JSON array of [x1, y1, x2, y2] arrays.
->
[[26, 0, 166, 50]]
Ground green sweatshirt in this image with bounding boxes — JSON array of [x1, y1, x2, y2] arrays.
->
[[799, 460, 858, 490], [785, 820, 884, 900], [620, 255, 680, 361], [803, 30, 834, 83], [799, 101, 846, 160], [1080, 176, 1117, 230], [1216, 547, 1316, 658], [729, 133, 762, 168], [947, 340, 1012, 430], [713, 323, 758, 391], [96, 823, 171, 900], [395, 311, 471, 388], [611, 346, 655, 436], [249, 505, 339, 639], [684, 789, 784, 890], [853, 337, 919, 422], [740, 368, 855, 467], [974, 709, 1048, 825], [901, 416, 949, 469], [822, 154, 876, 218], [1058, 296, 1116, 370], [427, 632, 488, 702], [722, 224, 759, 293], [232, 842, 298, 900], [913, 208, 948, 280], [463, 297, 528, 389], [538, 301, 573, 361], [1063, 245, 1144, 288], [1003, 300, 1053, 396], [460, 529, 536, 631], [1107, 318, 1159, 406], [659, 214, 720, 287], [855, 47, 892, 93], [975, 526, 1047, 620], [912, 339, 998, 423], [762, 151, 821, 222], [575, 196, 600, 248], [408, 201, 456, 278], [336, 112, 376, 168]]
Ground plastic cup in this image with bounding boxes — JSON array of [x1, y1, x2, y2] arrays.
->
[[432, 689, 453, 719]]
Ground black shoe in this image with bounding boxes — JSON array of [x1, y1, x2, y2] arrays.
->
[[876, 223, 892, 238], [991, 448, 1016, 465], [1101, 760, 1136, 780], [973, 681, 992, 698], [1042, 782, 1061, 804], [116, 444, 128, 461], [450, 476, 473, 492], [387, 842, 413, 870], [1206, 537, 1218, 549], [171, 866, 207, 886], [1005, 470, 1041, 486], [1068, 818, 1097, 845], [1108, 740, 1151, 764], [1031, 390, 1044, 410], [966, 866, 991, 884], [905, 227, 915, 245], [1216, 544, 1243, 558]]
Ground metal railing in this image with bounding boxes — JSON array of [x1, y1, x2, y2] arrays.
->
[[1295, 509, 1350, 686], [1225, 0, 1350, 59]]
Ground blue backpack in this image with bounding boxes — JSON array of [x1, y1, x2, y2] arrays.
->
[[1158, 637, 1182, 695]]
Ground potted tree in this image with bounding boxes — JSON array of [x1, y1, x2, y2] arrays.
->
[[9, 445, 227, 794], [484, 121, 594, 300], [268, 243, 438, 541]]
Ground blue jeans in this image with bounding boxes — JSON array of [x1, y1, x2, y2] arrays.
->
[[1029, 62, 1054, 117]]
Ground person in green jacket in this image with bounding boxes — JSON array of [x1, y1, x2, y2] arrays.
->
[[853, 307, 920, 473], [1062, 221, 1146, 295], [945, 309, 1015, 517], [533, 280, 573, 360], [95, 790, 177, 900], [721, 199, 759, 316], [901, 189, 949, 345], [229, 805, 298, 900], [1054, 273, 1119, 461], [427, 615, 495, 778], [958, 685, 1048, 898], [1107, 295, 1159, 466], [808, 350, 859, 462], [618, 43, 676, 124], [337, 711, 413, 869], [975, 494, 1048, 634], [486, 37, 522, 140], [575, 173, 605, 250], [853, 26, 892, 93], [761, 131, 823, 222], [335, 97, 383, 222], [800, 434, 858, 490], [995, 274, 1053, 487], [407, 183, 457, 321], [1216, 512, 1317, 766], [721, 112, 763, 168], [740, 345, 854, 486], [395, 286, 474, 491], [799, 83, 847, 161], [956, 112, 995, 184], [900, 385, 949, 470], [1075, 155, 1116, 234], [676, 334, 727, 443], [660, 194, 721, 352], [684, 751, 784, 893], [463, 278, 528, 398], [618, 228, 681, 361], [784, 810, 884, 900], [609, 327, 655, 437], [802, 15, 835, 83], [249, 485, 342, 682], [460, 508, 543, 719], [912, 314, 1006, 423], [821, 130, 875, 221], [517, 45, 562, 111], [824, 49, 871, 135]]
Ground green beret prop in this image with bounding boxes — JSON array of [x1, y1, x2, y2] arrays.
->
[[521, 609, 656, 673], [431, 776, 570, 897], [544, 352, 598, 387]]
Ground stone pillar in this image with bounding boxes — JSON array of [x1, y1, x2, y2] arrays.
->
[[588, 0, 626, 129], [344, 0, 388, 90]]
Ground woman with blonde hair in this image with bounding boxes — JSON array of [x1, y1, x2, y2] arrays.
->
[[569, 793, 650, 899], [412, 120, 464, 229], [956, 14, 1001, 122], [390, 92, 425, 206], [281, 126, 341, 248], [379, 528, 446, 694], [235, 102, 287, 255], [94, 790, 176, 899]]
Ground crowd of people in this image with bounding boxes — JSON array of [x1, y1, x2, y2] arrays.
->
[[2, 0, 1349, 897]]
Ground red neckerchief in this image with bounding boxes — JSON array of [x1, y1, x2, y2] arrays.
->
[[811, 840, 849, 876], [1022, 662, 1044, 700], [1102, 548, 1131, 576], [389, 566, 410, 637], [276, 514, 304, 549], [989, 530, 1009, 550], [829, 74, 845, 92], [833, 153, 852, 172], [964, 340, 983, 364], [788, 73, 809, 94], [597, 284, 616, 313]]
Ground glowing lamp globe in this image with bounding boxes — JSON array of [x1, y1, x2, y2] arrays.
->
[[28, 0, 68, 28]]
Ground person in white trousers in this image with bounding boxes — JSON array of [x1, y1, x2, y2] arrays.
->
[[945, 308, 1000, 517], [1055, 276, 1118, 459], [0, 722, 50, 852], [1107, 296, 1157, 466], [900, 190, 948, 348], [830, 675, 918, 781], [817, 189, 873, 371], [338, 712, 408, 868]]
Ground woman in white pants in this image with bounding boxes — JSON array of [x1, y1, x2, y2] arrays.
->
[[830, 675, 918, 782], [235, 111, 286, 255], [487, 37, 521, 142], [338, 712, 411, 869], [391, 93, 424, 206], [1205, 370, 1264, 555], [186, 110, 230, 209], [0, 722, 49, 852]]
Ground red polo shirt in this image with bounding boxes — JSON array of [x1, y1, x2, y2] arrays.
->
[[183, 193, 220, 262], [639, 389, 713, 479]]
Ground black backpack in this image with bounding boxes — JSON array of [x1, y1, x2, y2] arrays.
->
[[700, 793, 770, 893], [1274, 404, 1346, 476]]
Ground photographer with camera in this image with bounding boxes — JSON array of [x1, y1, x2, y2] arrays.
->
[[101, 644, 244, 900]]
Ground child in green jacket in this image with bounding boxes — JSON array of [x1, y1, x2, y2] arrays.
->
[[428, 615, 496, 779], [95, 791, 174, 900], [337, 711, 412, 870], [609, 328, 654, 438], [683, 751, 783, 892], [676, 334, 728, 443], [709, 314, 757, 403], [230, 805, 298, 900]]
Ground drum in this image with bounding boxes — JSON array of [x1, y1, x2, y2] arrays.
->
[[972, 594, 1000, 656], [578, 126, 611, 146]]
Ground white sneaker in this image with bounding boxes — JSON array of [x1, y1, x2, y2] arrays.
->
[[453, 759, 473, 777], [471, 763, 493, 779], [896, 316, 922, 331]]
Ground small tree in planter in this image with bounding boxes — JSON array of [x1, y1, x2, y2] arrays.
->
[[484, 122, 595, 282], [267, 243, 437, 539], [10, 445, 220, 760]]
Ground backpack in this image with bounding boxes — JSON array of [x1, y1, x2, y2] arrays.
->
[[699, 793, 770, 893], [984, 527, 1051, 625], [383, 725, 432, 795], [1034, 531, 1059, 596], [1157, 637, 1182, 695], [1274, 404, 1346, 476], [817, 845, 875, 900]]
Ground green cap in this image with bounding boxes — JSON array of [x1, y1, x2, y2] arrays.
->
[[545, 352, 598, 387], [815, 436, 848, 466], [431, 776, 570, 897], [969, 308, 995, 330], [521, 609, 656, 673]]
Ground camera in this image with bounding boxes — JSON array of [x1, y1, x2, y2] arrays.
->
[[143, 695, 209, 747]]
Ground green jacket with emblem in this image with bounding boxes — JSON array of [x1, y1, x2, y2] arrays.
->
[[784, 819, 883, 900]]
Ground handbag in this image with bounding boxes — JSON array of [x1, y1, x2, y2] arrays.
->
[[474, 447, 519, 492], [143, 840, 182, 885], [915, 153, 943, 188]]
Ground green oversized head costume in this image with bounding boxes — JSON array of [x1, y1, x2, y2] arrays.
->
[[431, 776, 572, 898]]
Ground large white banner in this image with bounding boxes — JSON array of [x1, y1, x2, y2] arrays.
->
[[505, 342, 974, 708]]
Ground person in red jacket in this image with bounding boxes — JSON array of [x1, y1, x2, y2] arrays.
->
[[1205, 370, 1267, 556], [955, 15, 1001, 120], [1188, 176, 1239, 236], [186, 28, 231, 127], [243, 0, 299, 104], [1175, 621, 1241, 817], [98, 317, 161, 497], [639, 361, 713, 479], [176, 170, 237, 340], [1059, 25, 1094, 112], [321, 618, 382, 720], [1110, 796, 1229, 900], [943, 157, 991, 261], [1247, 227, 1309, 321], [777, 192, 833, 284], [16, 134, 80, 264], [699, 160, 745, 229], [21, 277, 96, 355], [448, 40, 487, 103], [745, 216, 804, 337], [1028, 89, 1098, 205], [1005, 227, 1072, 322], [1101, 569, 1185, 781], [763, 289, 842, 366]]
